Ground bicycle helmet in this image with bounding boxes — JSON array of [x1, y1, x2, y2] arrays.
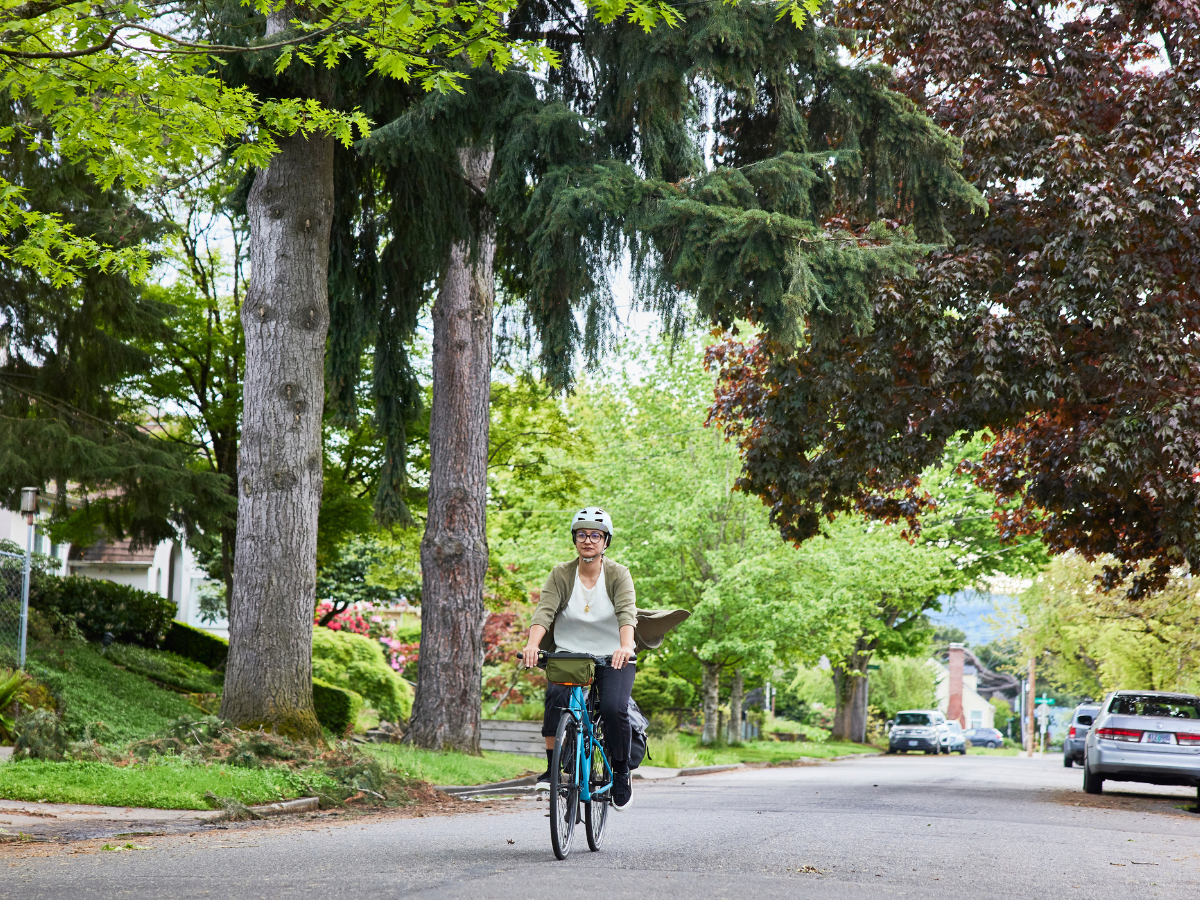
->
[[570, 507, 613, 547]]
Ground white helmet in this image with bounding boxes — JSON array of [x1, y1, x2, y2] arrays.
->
[[570, 507, 614, 537]]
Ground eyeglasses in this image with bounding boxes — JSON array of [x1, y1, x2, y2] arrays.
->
[[574, 531, 606, 543]]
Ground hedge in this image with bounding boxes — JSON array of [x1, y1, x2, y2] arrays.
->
[[313, 679, 363, 736], [162, 621, 229, 669], [31, 574, 176, 646]]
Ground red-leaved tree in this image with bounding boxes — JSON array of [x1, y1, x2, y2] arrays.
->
[[708, 0, 1200, 597]]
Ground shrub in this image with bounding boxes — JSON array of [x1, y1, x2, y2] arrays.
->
[[631, 668, 695, 717], [311, 628, 413, 723], [31, 574, 176, 646], [13, 708, 69, 760], [0, 668, 33, 742], [162, 621, 229, 669], [313, 679, 364, 736]]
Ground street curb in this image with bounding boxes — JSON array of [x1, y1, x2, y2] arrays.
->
[[435, 774, 537, 795], [677, 763, 745, 776], [247, 797, 320, 817]]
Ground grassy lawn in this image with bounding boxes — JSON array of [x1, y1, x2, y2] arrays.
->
[[26, 642, 201, 745], [967, 746, 1023, 756], [0, 758, 318, 809], [647, 732, 881, 768], [364, 744, 539, 786]]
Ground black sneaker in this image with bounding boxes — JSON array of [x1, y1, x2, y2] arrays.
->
[[611, 772, 632, 810]]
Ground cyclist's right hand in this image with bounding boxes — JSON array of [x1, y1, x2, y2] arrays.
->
[[520, 645, 542, 669]]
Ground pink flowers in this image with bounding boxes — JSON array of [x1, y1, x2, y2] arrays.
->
[[315, 600, 419, 674]]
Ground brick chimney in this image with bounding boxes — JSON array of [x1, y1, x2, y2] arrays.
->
[[947, 643, 966, 727]]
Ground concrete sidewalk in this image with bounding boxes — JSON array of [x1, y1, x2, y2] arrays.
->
[[0, 799, 212, 843]]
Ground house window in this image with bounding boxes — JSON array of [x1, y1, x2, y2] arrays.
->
[[969, 710, 983, 728]]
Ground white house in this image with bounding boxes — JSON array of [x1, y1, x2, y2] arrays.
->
[[0, 500, 226, 637], [929, 651, 996, 730]]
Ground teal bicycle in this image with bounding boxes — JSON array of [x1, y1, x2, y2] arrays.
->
[[526, 650, 616, 860]]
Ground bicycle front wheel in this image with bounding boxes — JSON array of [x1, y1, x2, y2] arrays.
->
[[550, 712, 579, 860], [584, 731, 610, 852]]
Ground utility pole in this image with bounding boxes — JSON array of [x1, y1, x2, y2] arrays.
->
[[1026, 657, 1036, 758]]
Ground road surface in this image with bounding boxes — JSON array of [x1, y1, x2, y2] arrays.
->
[[3, 753, 1199, 899]]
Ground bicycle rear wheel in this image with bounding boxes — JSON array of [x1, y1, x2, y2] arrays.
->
[[550, 712, 579, 860], [584, 731, 610, 851]]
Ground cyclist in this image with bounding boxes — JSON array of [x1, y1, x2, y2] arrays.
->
[[521, 507, 637, 810]]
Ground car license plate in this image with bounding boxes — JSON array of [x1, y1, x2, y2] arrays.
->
[[1145, 732, 1172, 744], [908, 740, 918, 746]]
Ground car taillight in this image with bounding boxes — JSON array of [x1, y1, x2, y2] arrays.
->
[[1068, 726, 1076, 739], [1176, 733, 1200, 746], [1095, 727, 1143, 742]]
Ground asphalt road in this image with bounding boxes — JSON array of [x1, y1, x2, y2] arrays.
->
[[4, 754, 1200, 899]]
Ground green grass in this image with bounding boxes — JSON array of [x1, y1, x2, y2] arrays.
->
[[364, 744, 538, 786], [26, 642, 201, 744], [0, 758, 318, 809], [664, 732, 881, 767], [102, 643, 223, 694], [967, 745, 1022, 756]]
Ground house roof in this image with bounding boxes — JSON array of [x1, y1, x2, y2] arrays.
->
[[68, 538, 156, 566]]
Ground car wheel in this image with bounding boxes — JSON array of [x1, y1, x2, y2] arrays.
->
[[986, 741, 997, 749], [1063, 755, 1073, 768], [1083, 761, 1103, 795], [958, 748, 966, 755]]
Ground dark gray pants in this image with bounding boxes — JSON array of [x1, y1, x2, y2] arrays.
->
[[542, 663, 636, 764]]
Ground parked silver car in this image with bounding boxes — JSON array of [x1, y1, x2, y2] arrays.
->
[[1063, 704, 1100, 767], [1083, 691, 1200, 795]]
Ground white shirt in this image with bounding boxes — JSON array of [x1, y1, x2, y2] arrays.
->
[[553, 566, 621, 655]]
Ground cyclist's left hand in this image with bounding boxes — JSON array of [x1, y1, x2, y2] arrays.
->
[[611, 645, 636, 669]]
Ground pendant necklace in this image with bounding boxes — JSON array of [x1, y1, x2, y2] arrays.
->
[[581, 578, 598, 614]]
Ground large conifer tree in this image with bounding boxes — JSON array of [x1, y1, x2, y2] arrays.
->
[[328, 3, 979, 748]]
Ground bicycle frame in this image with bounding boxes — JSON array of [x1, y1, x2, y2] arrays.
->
[[568, 684, 613, 802]]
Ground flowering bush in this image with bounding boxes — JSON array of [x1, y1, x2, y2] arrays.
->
[[315, 602, 418, 675]]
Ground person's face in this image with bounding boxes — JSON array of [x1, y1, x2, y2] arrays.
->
[[573, 529, 606, 555]]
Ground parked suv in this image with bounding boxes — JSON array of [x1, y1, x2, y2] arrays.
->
[[888, 710, 950, 755], [1063, 705, 1100, 767], [1083, 691, 1200, 795], [964, 727, 1004, 748]]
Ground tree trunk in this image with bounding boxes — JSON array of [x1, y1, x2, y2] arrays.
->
[[831, 665, 869, 743], [700, 661, 720, 745], [728, 669, 744, 744], [408, 146, 495, 753], [219, 13, 332, 740]]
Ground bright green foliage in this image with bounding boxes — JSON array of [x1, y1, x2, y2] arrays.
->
[[25, 642, 199, 745], [868, 656, 935, 719], [0, 757, 305, 809], [1021, 554, 1200, 698], [311, 628, 413, 722], [916, 434, 1049, 583], [103, 644, 223, 695], [989, 697, 1014, 733]]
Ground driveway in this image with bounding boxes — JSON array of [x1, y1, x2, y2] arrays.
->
[[3, 754, 1199, 899]]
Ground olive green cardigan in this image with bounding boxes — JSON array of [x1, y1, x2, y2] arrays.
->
[[531, 557, 689, 652]]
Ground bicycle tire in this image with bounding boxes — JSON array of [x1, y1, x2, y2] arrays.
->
[[584, 730, 610, 851], [550, 712, 579, 860]]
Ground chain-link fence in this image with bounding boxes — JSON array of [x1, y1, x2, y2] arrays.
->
[[0, 550, 26, 667]]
